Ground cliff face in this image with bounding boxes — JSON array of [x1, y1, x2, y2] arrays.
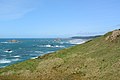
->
[[0, 30, 120, 80]]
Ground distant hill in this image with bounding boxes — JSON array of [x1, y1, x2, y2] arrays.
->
[[0, 29, 120, 80], [71, 35, 102, 39]]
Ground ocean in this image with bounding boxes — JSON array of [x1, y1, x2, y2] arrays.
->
[[0, 38, 87, 68]]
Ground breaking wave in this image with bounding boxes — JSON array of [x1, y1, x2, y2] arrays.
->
[[69, 39, 88, 44], [38, 44, 65, 48], [0, 59, 11, 64]]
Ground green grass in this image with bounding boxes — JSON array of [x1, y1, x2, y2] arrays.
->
[[0, 30, 120, 80]]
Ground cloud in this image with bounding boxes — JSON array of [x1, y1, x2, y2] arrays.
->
[[0, 0, 38, 20]]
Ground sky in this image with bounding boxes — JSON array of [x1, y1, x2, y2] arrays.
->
[[0, 0, 120, 38]]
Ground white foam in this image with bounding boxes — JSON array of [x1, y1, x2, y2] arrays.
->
[[38, 45, 52, 48], [1, 42, 9, 43], [0, 59, 11, 64], [45, 45, 52, 47], [54, 45, 65, 48], [31, 57, 38, 59], [12, 56, 20, 58], [43, 45, 65, 48], [46, 51, 54, 53], [60, 41, 69, 44], [1, 42, 18, 44], [11, 58, 20, 61], [4, 50, 13, 53], [69, 39, 87, 44], [35, 51, 44, 53]]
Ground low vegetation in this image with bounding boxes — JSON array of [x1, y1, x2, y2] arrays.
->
[[0, 30, 120, 80]]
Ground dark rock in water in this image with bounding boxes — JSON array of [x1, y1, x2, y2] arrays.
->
[[7, 49, 11, 51], [51, 44, 54, 46], [4, 49, 13, 53]]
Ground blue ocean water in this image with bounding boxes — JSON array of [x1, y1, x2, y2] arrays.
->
[[0, 38, 78, 68]]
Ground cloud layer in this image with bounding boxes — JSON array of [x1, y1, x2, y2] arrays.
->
[[0, 0, 38, 20]]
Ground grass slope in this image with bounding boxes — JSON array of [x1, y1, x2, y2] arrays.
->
[[0, 30, 120, 80]]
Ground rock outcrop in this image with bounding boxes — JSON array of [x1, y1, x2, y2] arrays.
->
[[8, 40, 19, 43], [105, 29, 120, 42]]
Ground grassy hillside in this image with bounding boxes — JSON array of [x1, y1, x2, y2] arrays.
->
[[0, 30, 120, 80]]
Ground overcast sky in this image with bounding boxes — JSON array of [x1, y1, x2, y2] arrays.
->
[[0, 0, 120, 38]]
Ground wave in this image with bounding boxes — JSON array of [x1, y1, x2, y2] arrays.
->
[[45, 44, 52, 47], [1, 42, 9, 44], [35, 51, 44, 53], [69, 39, 88, 44], [31, 57, 38, 59], [1, 42, 18, 44], [46, 51, 54, 53], [11, 58, 20, 61], [55, 45, 64, 48], [12, 56, 20, 58], [4, 50, 13, 53], [39, 45, 65, 48], [60, 42, 69, 44], [0, 59, 11, 64], [0, 58, 20, 64]]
